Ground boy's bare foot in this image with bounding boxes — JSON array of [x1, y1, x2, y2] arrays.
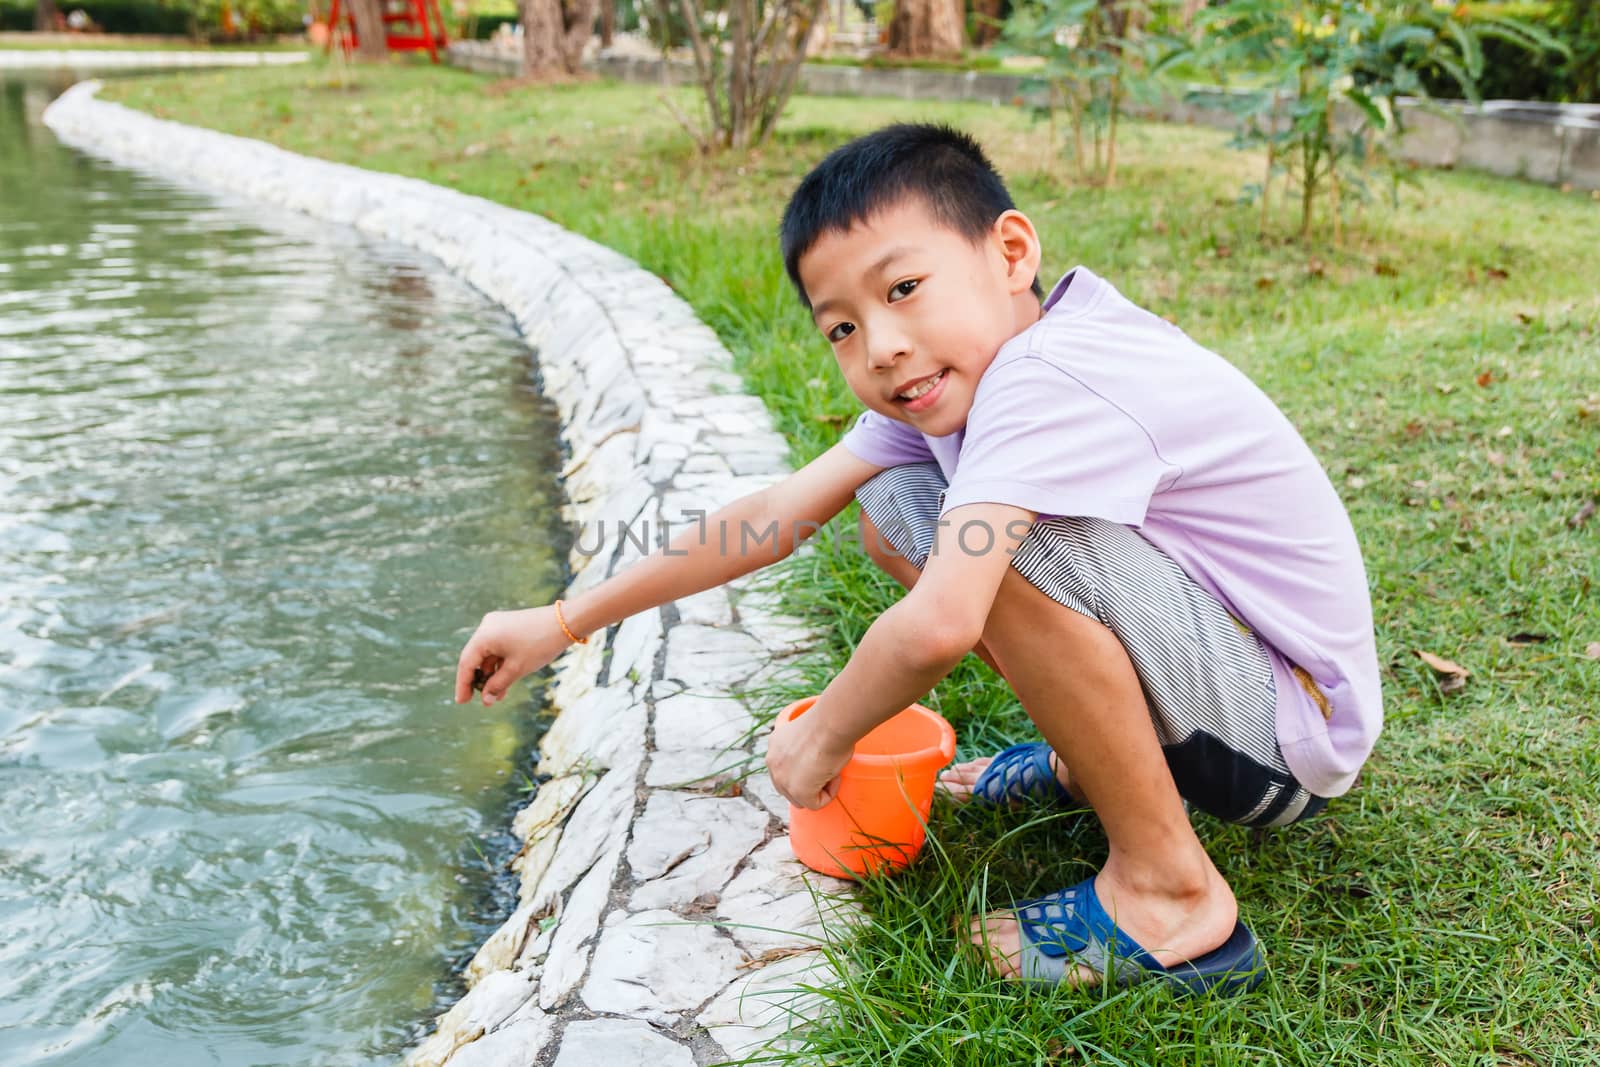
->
[[965, 853, 1239, 987], [937, 749, 1084, 805]]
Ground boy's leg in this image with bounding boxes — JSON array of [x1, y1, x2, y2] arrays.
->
[[854, 463, 1324, 982], [866, 503, 1236, 979], [968, 565, 1235, 982]]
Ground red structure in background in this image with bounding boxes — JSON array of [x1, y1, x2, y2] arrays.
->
[[324, 0, 450, 62]]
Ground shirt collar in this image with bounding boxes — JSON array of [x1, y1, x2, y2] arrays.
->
[[1042, 266, 1097, 315]]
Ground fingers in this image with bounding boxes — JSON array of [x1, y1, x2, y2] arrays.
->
[[454, 643, 482, 705], [479, 656, 519, 707], [455, 642, 504, 706]]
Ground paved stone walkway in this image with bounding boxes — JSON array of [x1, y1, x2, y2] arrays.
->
[[45, 79, 852, 1066]]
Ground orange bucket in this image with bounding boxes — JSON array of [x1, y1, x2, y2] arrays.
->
[[780, 696, 956, 879]]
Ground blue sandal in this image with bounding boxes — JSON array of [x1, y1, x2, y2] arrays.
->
[[966, 742, 1192, 816], [1007, 875, 1265, 995], [968, 742, 1080, 807]]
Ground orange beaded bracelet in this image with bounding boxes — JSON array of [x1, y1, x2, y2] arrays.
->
[[554, 599, 588, 645]]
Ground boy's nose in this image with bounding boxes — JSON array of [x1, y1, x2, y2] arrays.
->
[[865, 331, 910, 372]]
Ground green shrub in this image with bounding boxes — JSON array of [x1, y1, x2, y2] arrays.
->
[[1417, 0, 1595, 102], [0, 0, 303, 35], [0, 1, 33, 31], [469, 12, 518, 39]]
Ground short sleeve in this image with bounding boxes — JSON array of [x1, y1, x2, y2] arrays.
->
[[940, 356, 1177, 525], [839, 408, 935, 469]]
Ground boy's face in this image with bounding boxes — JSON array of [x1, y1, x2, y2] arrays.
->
[[798, 196, 1041, 439]]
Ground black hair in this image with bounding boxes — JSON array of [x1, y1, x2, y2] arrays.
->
[[779, 123, 1042, 308]]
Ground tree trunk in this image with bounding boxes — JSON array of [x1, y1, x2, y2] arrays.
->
[[34, 0, 59, 31], [347, 0, 390, 60], [888, 0, 962, 58], [521, 0, 599, 76], [600, 0, 614, 47], [560, 0, 599, 69]]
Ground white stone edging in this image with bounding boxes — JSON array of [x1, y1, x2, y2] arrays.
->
[[43, 78, 851, 1067], [0, 48, 309, 70]]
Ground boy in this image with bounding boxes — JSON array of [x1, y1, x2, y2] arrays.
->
[[455, 124, 1381, 994]]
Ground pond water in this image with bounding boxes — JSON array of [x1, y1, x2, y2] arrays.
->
[[0, 70, 567, 1065]]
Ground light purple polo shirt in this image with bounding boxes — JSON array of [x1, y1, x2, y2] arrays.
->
[[840, 267, 1381, 798]]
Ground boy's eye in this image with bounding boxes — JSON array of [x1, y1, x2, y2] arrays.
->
[[826, 322, 855, 343], [888, 279, 919, 301]]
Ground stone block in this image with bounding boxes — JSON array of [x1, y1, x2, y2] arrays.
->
[[551, 1019, 694, 1067], [537, 685, 645, 777], [511, 773, 592, 844], [407, 969, 540, 1067], [464, 898, 540, 986], [644, 748, 754, 791], [525, 761, 639, 914], [1456, 112, 1566, 183], [1561, 125, 1600, 191], [607, 608, 662, 688], [653, 690, 757, 751], [697, 950, 835, 1063], [659, 624, 765, 692], [538, 840, 623, 1009], [1393, 104, 1463, 169], [717, 838, 852, 954], [582, 910, 747, 1020], [626, 791, 769, 909], [440, 1010, 554, 1067]]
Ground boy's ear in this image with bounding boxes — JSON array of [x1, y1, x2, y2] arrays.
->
[[992, 210, 1042, 297]]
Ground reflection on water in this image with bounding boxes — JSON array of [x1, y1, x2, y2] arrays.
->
[[0, 71, 568, 1065]]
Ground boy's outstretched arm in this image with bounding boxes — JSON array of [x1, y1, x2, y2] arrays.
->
[[454, 443, 884, 706], [767, 501, 1036, 810]]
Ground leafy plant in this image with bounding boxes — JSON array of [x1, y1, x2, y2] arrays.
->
[[652, 0, 829, 150], [1001, 0, 1179, 186], [1193, 0, 1563, 243]]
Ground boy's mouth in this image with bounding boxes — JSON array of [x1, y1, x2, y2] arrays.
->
[[894, 369, 947, 410]]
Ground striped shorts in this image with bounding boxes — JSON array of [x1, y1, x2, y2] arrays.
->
[[857, 462, 1328, 829]]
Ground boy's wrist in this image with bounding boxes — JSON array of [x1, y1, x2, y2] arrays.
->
[[802, 694, 862, 759], [555, 594, 600, 643]]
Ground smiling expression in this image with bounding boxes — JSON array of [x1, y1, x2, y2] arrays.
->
[[798, 197, 1043, 439]]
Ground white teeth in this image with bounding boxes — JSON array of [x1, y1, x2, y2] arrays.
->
[[899, 370, 945, 401]]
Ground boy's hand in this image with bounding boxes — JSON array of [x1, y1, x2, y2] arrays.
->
[[454, 606, 572, 707], [765, 706, 854, 810]]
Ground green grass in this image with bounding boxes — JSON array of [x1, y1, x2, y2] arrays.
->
[[99, 61, 1600, 1065]]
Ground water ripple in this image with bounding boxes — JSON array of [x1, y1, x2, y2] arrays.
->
[[1, 72, 567, 1066]]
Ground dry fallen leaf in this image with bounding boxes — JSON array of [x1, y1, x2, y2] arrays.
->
[[1505, 632, 1551, 646], [1476, 370, 1494, 387], [1415, 649, 1470, 694], [1586, 642, 1600, 660], [1486, 267, 1510, 282], [1570, 500, 1596, 529], [1374, 260, 1399, 277]]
